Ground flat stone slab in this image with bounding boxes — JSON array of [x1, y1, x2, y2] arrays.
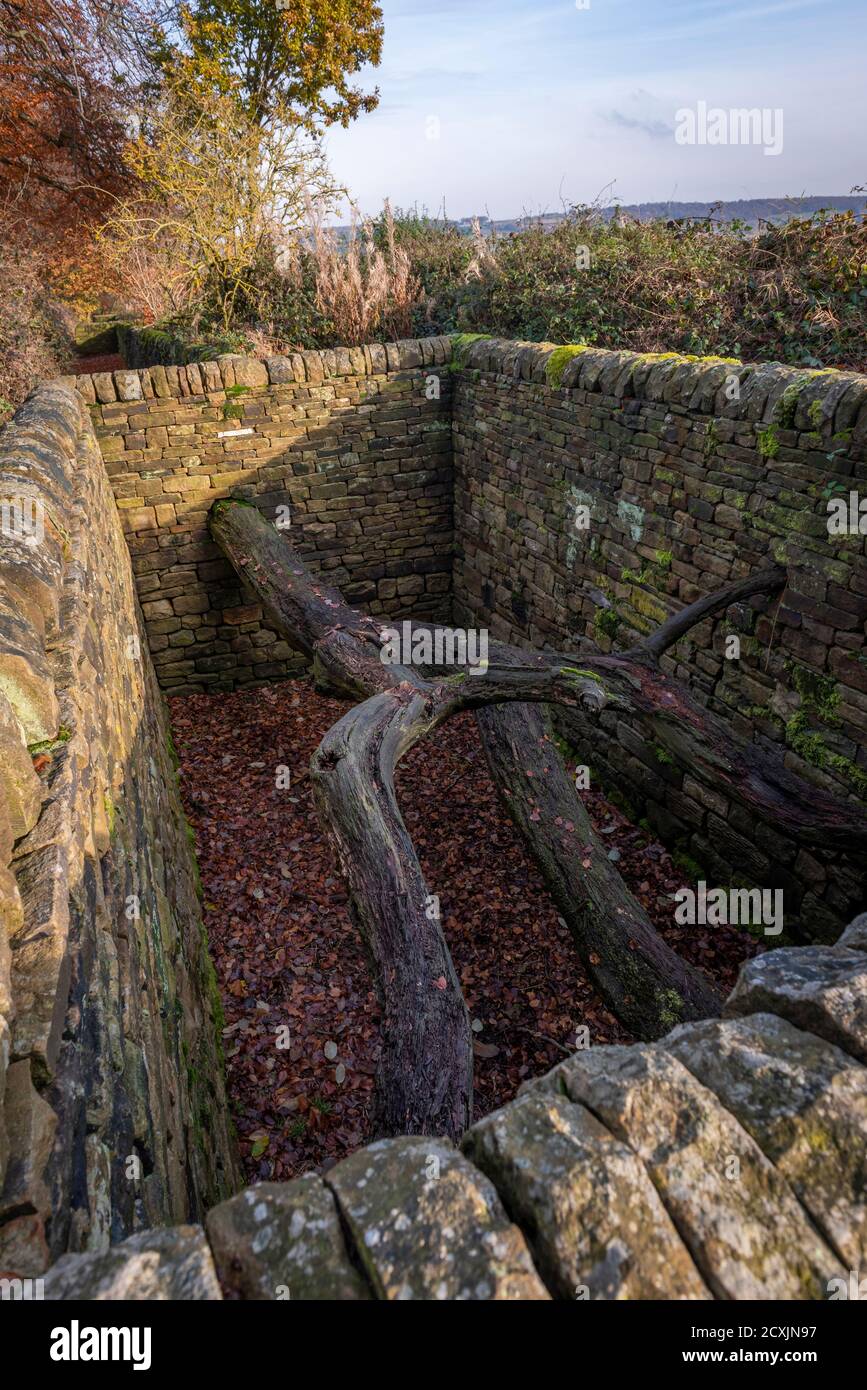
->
[[463, 1089, 709, 1300], [725, 945, 867, 1064], [530, 1044, 843, 1300], [206, 1178, 370, 1300], [666, 1013, 867, 1268], [838, 914, 867, 954], [327, 1136, 550, 1300], [43, 1226, 222, 1300], [9, 839, 71, 1080], [0, 691, 42, 840]]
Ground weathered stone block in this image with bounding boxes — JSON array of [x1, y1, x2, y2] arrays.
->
[[725, 945, 867, 1064], [529, 1044, 842, 1299], [327, 1136, 550, 1300], [206, 1179, 370, 1300], [463, 1090, 708, 1300], [666, 1012, 867, 1267], [44, 1227, 222, 1300]]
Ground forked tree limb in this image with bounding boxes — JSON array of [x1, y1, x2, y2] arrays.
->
[[310, 667, 619, 1136], [210, 499, 864, 1138]]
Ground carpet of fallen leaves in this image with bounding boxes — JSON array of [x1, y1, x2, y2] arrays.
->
[[169, 677, 757, 1184], [67, 352, 125, 375]]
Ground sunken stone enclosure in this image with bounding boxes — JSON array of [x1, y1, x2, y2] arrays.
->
[[0, 335, 865, 1298]]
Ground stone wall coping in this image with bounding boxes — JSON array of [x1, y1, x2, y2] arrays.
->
[[455, 336, 867, 437], [57, 336, 455, 407], [60, 333, 867, 439], [38, 916, 867, 1301]]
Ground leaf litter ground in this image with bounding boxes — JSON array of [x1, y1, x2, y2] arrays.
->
[[169, 676, 755, 1184]]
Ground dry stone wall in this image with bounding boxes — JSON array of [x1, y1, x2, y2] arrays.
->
[[62, 339, 455, 694], [0, 385, 239, 1281], [451, 339, 867, 942], [61, 337, 865, 941], [37, 915, 867, 1301], [1, 338, 865, 1300]]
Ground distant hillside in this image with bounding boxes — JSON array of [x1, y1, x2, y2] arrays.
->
[[450, 196, 867, 234]]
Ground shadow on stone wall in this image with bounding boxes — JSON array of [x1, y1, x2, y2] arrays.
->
[[0, 385, 240, 1279]]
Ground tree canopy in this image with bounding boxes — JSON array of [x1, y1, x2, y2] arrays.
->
[[0, 0, 133, 234], [165, 0, 384, 128]]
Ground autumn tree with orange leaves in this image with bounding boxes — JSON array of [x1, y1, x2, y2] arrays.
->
[[0, 0, 142, 238], [0, 0, 385, 408]]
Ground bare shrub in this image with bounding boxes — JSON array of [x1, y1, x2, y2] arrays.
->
[[99, 79, 338, 331], [464, 216, 499, 281]]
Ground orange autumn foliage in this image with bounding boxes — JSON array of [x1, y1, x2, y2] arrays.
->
[[0, 0, 133, 242]]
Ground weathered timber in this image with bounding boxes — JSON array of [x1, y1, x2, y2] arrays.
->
[[210, 498, 864, 1137]]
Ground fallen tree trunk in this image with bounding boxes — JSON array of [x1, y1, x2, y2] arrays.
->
[[474, 703, 723, 1035], [210, 498, 864, 1138]]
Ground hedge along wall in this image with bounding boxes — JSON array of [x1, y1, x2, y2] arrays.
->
[[115, 321, 240, 370], [60, 338, 454, 694], [0, 385, 239, 1278], [451, 339, 867, 944]]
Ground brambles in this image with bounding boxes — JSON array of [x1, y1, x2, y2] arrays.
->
[[392, 205, 867, 373]]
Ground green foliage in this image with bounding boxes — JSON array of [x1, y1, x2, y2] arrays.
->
[[826, 755, 867, 798], [788, 662, 841, 721], [390, 205, 867, 371], [28, 725, 72, 755], [785, 709, 828, 764], [159, 0, 384, 130], [620, 549, 673, 588], [781, 664, 865, 798], [117, 322, 243, 368], [113, 202, 867, 372], [451, 332, 492, 364], [221, 384, 250, 420], [775, 381, 806, 428], [808, 398, 824, 429], [594, 606, 622, 641]]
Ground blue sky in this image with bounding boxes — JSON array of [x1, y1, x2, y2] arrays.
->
[[325, 0, 867, 218]]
